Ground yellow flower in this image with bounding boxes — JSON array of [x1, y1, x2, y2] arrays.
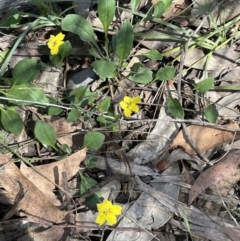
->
[[96, 200, 122, 226], [47, 32, 65, 55], [120, 96, 141, 117]]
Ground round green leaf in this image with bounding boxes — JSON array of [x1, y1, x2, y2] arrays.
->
[[80, 174, 98, 195], [194, 77, 215, 93], [83, 131, 105, 151], [84, 155, 97, 168], [1, 108, 23, 135], [204, 104, 218, 123], [75, 86, 88, 104], [34, 120, 57, 149], [67, 108, 81, 122], [6, 83, 49, 105], [92, 60, 116, 78], [12, 59, 41, 85], [97, 97, 111, 112], [155, 66, 176, 81], [166, 98, 184, 119], [129, 66, 153, 84], [58, 40, 72, 59], [48, 99, 63, 116]]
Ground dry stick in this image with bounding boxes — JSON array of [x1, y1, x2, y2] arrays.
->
[[62, 172, 71, 211], [177, 14, 211, 163]]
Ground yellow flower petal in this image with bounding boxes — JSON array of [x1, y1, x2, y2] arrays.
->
[[110, 205, 122, 215], [131, 96, 141, 104], [51, 45, 59, 55], [97, 200, 112, 212], [102, 200, 112, 208], [47, 33, 65, 55], [55, 32, 65, 41], [96, 213, 106, 226], [106, 212, 117, 226], [129, 103, 139, 113], [120, 100, 128, 110], [124, 108, 131, 117], [123, 96, 132, 104]]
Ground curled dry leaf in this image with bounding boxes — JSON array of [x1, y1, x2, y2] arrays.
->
[[170, 123, 240, 155], [20, 149, 86, 205], [0, 153, 67, 224], [188, 150, 240, 205]]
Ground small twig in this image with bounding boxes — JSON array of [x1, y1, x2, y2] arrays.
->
[[62, 172, 71, 211]]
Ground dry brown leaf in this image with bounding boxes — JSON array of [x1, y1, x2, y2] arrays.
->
[[0, 153, 67, 224], [43, 116, 84, 150], [17, 227, 64, 241], [188, 150, 240, 205], [20, 149, 86, 205], [170, 123, 240, 155], [221, 226, 240, 241]]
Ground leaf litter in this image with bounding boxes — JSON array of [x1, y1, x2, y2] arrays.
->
[[2, 1, 240, 241]]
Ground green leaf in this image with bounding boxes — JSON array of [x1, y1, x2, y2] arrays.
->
[[80, 173, 98, 195], [58, 40, 72, 59], [204, 104, 218, 123], [84, 155, 97, 168], [97, 115, 107, 124], [154, 0, 172, 18], [166, 98, 184, 119], [81, 91, 98, 106], [97, 97, 111, 112], [6, 83, 49, 105], [49, 54, 62, 67], [83, 131, 105, 151], [79, 172, 102, 208], [129, 66, 153, 84], [48, 99, 63, 116], [12, 59, 41, 86], [75, 86, 88, 104], [194, 77, 214, 93], [67, 108, 81, 122], [137, 49, 163, 60], [0, 13, 21, 27], [88, 47, 102, 59], [155, 66, 176, 81], [34, 120, 57, 149], [61, 14, 97, 47], [213, 85, 240, 90], [130, 0, 141, 10], [154, 1, 165, 18], [162, 0, 173, 10], [92, 60, 116, 78], [61, 144, 72, 154], [97, 0, 116, 35], [115, 19, 134, 65], [1, 108, 23, 135], [0, 49, 9, 66]]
